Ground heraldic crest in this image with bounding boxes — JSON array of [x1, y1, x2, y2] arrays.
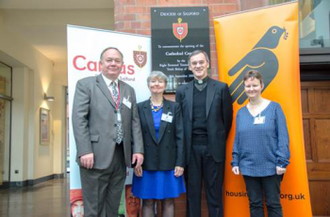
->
[[133, 45, 147, 68], [173, 18, 188, 42]]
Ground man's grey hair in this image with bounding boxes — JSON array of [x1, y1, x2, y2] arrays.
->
[[99, 47, 124, 61]]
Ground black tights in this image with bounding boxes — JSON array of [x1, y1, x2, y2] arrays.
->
[[142, 198, 174, 217]]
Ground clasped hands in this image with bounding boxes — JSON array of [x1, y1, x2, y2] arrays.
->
[[231, 166, 287, 175], [134, 166, 184, 177]]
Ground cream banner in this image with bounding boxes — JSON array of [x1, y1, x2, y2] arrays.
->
[[67, 25, 151, 216]]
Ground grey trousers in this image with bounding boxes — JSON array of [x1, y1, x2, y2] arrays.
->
[[80, 145, 126, 217]]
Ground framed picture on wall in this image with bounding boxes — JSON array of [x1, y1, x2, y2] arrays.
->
[[40, 108, 50, 145]]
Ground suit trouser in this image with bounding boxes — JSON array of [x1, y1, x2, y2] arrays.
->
[[185, 141, 225, 217], [243, 175, 283, 217], [80, 145, 126, 217]]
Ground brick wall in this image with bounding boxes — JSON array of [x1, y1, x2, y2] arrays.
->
[[114, 0, 240, 80], [114, 1, 243, 216]]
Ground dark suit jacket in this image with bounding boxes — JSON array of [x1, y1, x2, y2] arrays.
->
[[72, 74, 144, 169], [176, 78, 233, 163], [138, 99, 184, 171]]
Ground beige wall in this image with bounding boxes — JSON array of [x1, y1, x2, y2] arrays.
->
[[11, 67, 30, 181], [0, 12, 66, 181], [0, 6, 114, 182], [53, 62, 68, 174]]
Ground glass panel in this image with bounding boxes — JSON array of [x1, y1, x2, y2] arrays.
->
[[299, 0, 330, 49], [0, 62, 11, 97], [0, 62, 11, 186], [0, 98, 11, 185]]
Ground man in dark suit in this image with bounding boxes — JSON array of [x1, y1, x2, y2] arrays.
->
[[72, 47, 144, 217], [176, 50, 233, 217]]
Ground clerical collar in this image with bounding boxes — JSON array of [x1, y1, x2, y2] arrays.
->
[[194, 76, 209, 85], [194, 76, 208, 91]]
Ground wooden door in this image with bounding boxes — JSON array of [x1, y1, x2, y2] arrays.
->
[[301, 81, 330, 217]]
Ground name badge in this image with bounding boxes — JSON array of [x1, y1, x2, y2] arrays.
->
[[254, 116, 265, 125], [117, 112, 122, 122], [123, 97, 132, 109], [161, 112, 173, 123]]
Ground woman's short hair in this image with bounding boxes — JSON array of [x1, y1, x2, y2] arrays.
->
[[243, 70, 263, 85], [147, 71, 168, 86]]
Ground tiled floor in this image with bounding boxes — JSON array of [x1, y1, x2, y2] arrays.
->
[[0, 178, 70, 217]]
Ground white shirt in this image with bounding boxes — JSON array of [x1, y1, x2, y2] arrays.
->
[[101, 73, 119, 97]]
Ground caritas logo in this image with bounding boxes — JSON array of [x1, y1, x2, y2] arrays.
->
[[72, 55, 135, 75]]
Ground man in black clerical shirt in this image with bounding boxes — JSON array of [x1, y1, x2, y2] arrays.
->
[[176, 50, 233, 217]]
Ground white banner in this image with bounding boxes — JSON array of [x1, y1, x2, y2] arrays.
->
[[67, 25, 151, 191]]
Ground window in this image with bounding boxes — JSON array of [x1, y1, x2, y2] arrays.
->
[[0, 62, 12, 187], [299, 0, 330, 50], [268, 0, 330, 63]]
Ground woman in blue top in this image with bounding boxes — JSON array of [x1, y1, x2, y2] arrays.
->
[[231, 70, 290, 217], [132, 71, 185, 217]]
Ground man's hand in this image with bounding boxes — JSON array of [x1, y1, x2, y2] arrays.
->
[[232, 166, 240, 175], [132, 153, 144, 168], [174, 166, 184, 177], [80, 153, 94, 169], [276, 166, 286, 175]]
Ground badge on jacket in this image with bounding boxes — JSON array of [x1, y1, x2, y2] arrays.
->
[[123, 96, 131, 109], [254, 115, 265, 125], [161, 112, 173, 123]]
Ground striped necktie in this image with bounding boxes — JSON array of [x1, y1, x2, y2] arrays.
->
[[111, 82, 118, 103], [110, 82, 123, 144]]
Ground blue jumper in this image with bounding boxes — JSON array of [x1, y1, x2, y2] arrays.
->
[[231, 101, 290, 177]]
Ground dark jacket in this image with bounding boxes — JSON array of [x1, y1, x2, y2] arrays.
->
[[176, 78, 233, 163], [138, 99, 184, 171]]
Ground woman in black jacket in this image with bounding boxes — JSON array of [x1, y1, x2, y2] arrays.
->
[[132, 71, 185, 217]]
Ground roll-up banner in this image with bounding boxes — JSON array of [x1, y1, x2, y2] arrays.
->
[[214, 2, 312, 217], [67, 25, 150, 216]]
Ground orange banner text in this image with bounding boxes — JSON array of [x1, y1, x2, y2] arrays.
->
[[214, 2, 312, 217]]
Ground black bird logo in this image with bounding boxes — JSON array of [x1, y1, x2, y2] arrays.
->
[[229, 26, 288, 105]]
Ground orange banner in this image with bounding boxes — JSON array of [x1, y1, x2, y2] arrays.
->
[[214, 2, 312, 217]]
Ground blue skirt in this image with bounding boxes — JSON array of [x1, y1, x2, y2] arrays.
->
[[132, 170, 186, 199]]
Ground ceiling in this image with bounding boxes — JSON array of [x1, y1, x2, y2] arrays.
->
[[0, 0, 115, 65]]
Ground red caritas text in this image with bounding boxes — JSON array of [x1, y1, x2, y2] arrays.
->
[[73, 55, 135, 75]]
